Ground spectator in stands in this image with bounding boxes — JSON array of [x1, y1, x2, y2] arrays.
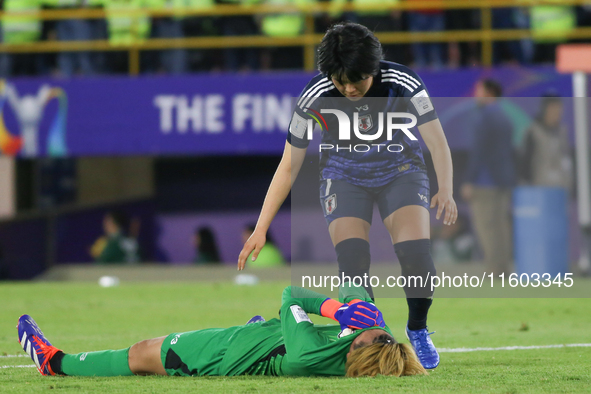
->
[[92, 211, 140, 264], [182, 0, 219, 71], [219, 0, 259, 72], [1, 0, 45, 77], [431, 215, 475, 264], [519, 92, 573, 193], [577, 4, 591, 27], [445, 7, 479, 68], [407, 0, 445, 69], [105, 0, 151, 73], [147, 0, 188, 74], [531, 3, 576, 64], [193, 226, 221, 263], [491, 7, 531, 65], [88, 0, 108, 73], [330, 0, 404, 63], [461, 79, 516, 276], [44, 0, 96, 76], [242, 223, 285, 267], [259, 0, 314, 70]]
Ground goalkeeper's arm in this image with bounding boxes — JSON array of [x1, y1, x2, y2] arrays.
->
[[281, 286, 383, 329]]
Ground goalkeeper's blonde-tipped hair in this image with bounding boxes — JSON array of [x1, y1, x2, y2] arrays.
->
[[345, 340, 427, 377]]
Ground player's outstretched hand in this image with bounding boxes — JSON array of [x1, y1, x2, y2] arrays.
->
[[237, 231, 266, 271], [334, 302, 386, 330], [430, 188, 457, 226]]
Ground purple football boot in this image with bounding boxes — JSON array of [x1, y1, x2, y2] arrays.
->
[[17, 315, 61, 376]]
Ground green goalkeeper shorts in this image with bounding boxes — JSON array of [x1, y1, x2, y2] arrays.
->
[[160, 328, 236, 377], [159, 320, 286, 377]]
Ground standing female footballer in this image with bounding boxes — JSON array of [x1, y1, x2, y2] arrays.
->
[[18, 286, 426, 378], [238, 22, 458, 370]]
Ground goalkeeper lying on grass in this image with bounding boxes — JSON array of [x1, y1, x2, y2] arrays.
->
[[18, 286, 426, 378]]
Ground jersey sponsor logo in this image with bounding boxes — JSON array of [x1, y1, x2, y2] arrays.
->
[[418, 193, 428, 204], [325, 193, 337, 215], [358, 114, 373, 132], [411, 90, 434, 116], [171, 333, 182, 345], [289, 112, 308, 139], [290, 305, 313, 324]]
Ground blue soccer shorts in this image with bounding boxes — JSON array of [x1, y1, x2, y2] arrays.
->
[[318, 172, 430, 225]]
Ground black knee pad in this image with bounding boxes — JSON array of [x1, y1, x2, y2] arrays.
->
[[335, 238, 373, 298], [394, 238, 436, 298]]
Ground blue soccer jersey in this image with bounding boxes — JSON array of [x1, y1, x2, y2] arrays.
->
[[288, 60, 438, 188]]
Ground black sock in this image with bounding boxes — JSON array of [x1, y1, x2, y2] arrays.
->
[[394, 239, 436, 330], [335, 238, 373, 298], [407, 298, 433, 330], [49, 351, 65, 375]]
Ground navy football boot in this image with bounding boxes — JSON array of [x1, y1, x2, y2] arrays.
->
[[406, 324, 440, 369]]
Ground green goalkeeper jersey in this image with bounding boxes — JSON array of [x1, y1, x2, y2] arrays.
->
[[160, 285, 391, 377]]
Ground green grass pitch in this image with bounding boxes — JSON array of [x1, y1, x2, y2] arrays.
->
[[1, 281, 590, 393]]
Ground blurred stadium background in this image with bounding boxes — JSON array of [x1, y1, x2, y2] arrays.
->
[[0, 0, 590, 282]]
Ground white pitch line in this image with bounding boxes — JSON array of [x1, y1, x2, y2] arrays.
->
[[439, 343, 591, 353], [0, 355, 27, 359], [1, 365, 35, 369]]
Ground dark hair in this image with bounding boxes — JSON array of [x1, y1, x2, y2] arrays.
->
[[317, 22, 383, 84], [480, 78, 503, 97], [352, 332, 396, 351], [245, 223, 276, 245], [197, 227, 220, 262], [373, 333, 395, 345], [107, 211, 129, 233]]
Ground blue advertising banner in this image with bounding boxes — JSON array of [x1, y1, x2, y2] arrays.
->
[[0, 67, 573, 157]]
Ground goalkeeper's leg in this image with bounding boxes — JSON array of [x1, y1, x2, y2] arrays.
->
[[19, 314, 167, 376], [53, 337, 165, 376]]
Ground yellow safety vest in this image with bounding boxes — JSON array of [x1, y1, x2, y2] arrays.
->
[[186, 0, 213, 9], [88, 0, 106, 8], [105, 0, 151, 45], [2, 0, 42, 44], [145, 0, 188, 19], [41, 0, 80, 8], [261, 0, 313, 37], [330, 0, 399, 18], [531, 5, 576, 43]]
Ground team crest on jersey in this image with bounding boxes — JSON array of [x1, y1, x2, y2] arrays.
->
[[325, 194, 337, 215], [357, 114, 373, 132]]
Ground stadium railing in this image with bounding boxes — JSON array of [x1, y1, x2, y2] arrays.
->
[[0, 0, 589, 74]]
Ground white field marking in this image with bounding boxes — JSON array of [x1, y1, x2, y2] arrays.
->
[[0, 354, 27, 358], [439, 343, 591, 353], [1, 365, 35, 369]]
